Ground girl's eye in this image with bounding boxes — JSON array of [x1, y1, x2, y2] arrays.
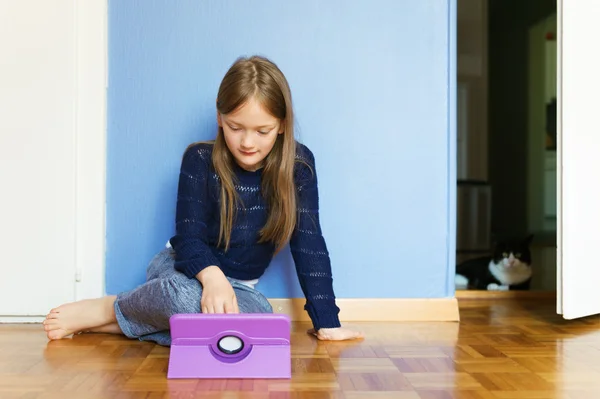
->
[[258, 131, 269, 135], [229, 126, 241, 131]]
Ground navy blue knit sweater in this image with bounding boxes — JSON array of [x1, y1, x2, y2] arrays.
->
[[169, 142, 341, 330]]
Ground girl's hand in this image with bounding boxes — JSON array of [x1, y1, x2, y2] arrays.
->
[[196, 266, 239, 314], [308, 327, 364, 341]]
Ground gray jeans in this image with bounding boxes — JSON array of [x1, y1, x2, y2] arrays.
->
[[114, 247, 273, 346]]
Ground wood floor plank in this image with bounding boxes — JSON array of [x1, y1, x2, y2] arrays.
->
[[2, 298, 600, 398]]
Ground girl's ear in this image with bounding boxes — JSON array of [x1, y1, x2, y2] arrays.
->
[[216, 99, 223, 127], [278, 120, 285, 134]]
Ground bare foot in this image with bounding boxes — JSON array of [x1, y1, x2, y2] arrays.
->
[[42, 296, 117, 340]]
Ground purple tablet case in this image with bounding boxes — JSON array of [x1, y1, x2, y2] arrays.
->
[[167, 313, 291, 379]]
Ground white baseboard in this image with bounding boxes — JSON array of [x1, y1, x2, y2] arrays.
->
[[0, 316, 45, 323], [268, 298, 460, 322]]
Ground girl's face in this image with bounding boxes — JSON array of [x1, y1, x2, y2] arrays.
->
[[218, 97, 283, 172]]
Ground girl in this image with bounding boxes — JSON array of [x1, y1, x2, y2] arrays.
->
[[43, 55, 363, 346]]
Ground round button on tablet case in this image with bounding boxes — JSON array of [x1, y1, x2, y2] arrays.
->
[[218, 335, 244, 354]]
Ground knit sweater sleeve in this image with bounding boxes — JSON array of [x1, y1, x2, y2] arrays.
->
[[289, 144, 341, 330], [169, 144, 222, 279]]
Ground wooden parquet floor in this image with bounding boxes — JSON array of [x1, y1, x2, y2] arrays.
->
[[2, 297, 600, 398]]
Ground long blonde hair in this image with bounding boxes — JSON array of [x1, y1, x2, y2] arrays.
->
[[210, 55, 297, 252]]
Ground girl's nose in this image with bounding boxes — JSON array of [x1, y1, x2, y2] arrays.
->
[[240, 133, 253, 149]]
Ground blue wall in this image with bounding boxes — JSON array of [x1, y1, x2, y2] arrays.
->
[[107, 0, 457, 299]]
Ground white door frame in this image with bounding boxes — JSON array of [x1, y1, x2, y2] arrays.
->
[[556, 0, 563, 315], [74, 0, 107, 301], [0, 0, 106, 323], [556, 0, 600, 319]]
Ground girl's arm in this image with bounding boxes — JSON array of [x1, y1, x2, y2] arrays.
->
[[290, 144, 363, 340], [169, 144, 222, 279], [170, 144, 239, 314], [289, 144, 342, 330]]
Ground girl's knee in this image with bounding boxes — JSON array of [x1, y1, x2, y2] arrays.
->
[[256, 299, 273, 313], [146, 248, 175, 280], [162, 274, 202, 314], [236, 289, 273, 314]]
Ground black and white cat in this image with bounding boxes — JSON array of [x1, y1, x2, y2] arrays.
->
[[455, 235, 534, 291]]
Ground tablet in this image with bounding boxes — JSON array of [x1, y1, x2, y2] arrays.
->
[[167, 313, 291, 379]]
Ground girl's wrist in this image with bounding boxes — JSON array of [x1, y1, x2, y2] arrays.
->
[[195, 266, 224, 285]]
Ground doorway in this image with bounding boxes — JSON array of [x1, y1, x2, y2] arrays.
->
[[455, 0, 557, 294]]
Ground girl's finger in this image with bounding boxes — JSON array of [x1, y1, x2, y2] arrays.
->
[[214, 301, 225, 314], [232, 295, 239, 313]]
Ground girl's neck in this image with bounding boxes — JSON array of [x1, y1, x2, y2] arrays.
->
[[232, 161, 263, 181]]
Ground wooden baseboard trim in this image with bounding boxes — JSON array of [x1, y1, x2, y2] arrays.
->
[[456, 290, 557, 299], [268, 298, 460, 322]]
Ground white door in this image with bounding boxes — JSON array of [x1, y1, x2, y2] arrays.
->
[[0, 2, 78, 316], [557, 0, 600, 319]]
